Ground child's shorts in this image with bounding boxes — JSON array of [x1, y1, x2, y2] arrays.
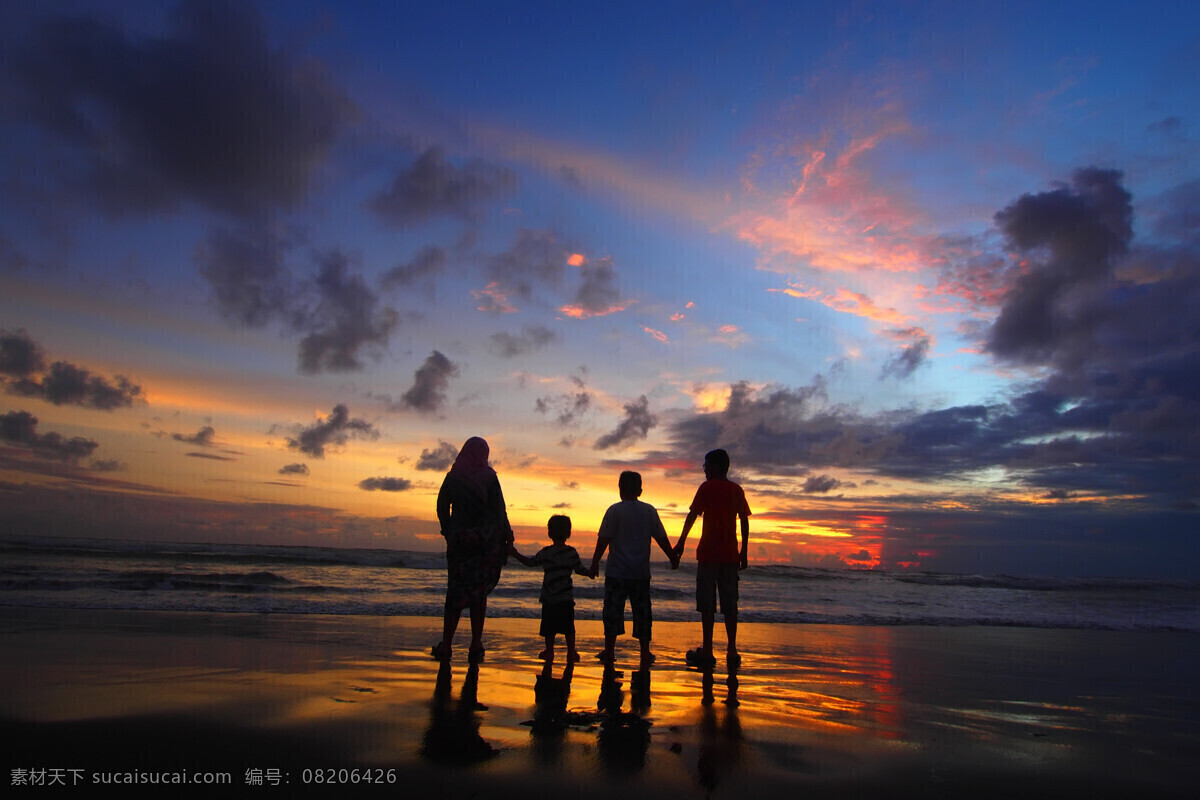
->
[[539, 600, 575, 638], [602, 577, 651, 640], [696, 562, 739, 616]]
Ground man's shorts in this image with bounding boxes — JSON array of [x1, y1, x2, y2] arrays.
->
[[540, 600, 575, 638], [696, 562, 739, 616], [603, 577, 652, 640]]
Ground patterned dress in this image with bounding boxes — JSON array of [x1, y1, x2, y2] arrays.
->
[[437, 473, 512, 610]]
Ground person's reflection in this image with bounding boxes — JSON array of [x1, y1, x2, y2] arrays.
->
[[530, 659, 575, 765], [697, 666, 743, 793], [596, 664, 650, 774], [420, 662, 496, 765]]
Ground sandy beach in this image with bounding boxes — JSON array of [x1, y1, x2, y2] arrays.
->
[[2, 606, 1196, 797]]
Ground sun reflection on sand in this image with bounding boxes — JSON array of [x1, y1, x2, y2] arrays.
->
[[6, 609, 1199, 795]]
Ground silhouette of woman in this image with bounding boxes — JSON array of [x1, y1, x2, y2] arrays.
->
[[432, 436, 513, 663]]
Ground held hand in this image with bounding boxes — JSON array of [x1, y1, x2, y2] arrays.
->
[[670, 553, 680, 570], [588, 564, 599, 579], [672, 541, 684, 559]]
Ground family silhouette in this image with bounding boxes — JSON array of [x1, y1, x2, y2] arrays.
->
[[433, 437, 751, 674]]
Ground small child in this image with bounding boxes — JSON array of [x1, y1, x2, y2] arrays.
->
[[511, 515, 591, 662], [588, 471, 679, 666]]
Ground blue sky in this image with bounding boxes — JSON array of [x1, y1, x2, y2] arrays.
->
[[2, 0, 1198, 577]]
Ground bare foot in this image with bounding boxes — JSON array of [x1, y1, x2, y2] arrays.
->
[[538, 649, 553, 660], [568, 650, 580, 662]]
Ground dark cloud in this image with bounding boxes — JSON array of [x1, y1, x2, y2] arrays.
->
[[1, 410, 99, 461], [802, 474, 842, 493], [368, 147, 515, 226], [380, 246, 447, 290], [89, 459, 126, 472], [196, 223, 295, 327], [1150, 179, 1200, 241], [8, 360, 142, 410], [594, 395, 657, 450], [398, 351, 459, 413], [881, 328, 931, 379], [568, 257, 622, 316], [172, 426, 215, 446], [186, 451, 236, 461], [197, 227, 399, 373], [285, 404, 378, 459], [358, 476, 413, 492], [415, 440, 458, 471], [8, 0, 347, 217], [661, 378, 896, 470], [1146, 116, 1185, 141], [0, 330, 45, 376], [987, 168, 1133, 364], [888, 168, 1200, 504], [486, 229, 569, 301], [279, 463, 309, 476], [489, 325, 559, 357], [536, 375, 591, 426], [296, 251, 399, 373]]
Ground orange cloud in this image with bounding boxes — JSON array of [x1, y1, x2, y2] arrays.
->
[[567, 253, 585, 267], [774, 282, 915, 326], [558, 302, 627, 319]]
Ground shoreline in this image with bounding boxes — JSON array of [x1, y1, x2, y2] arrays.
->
[[3, 607, 1197, 796]]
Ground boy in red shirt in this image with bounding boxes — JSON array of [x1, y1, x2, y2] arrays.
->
[[673, 449, 750, 670]]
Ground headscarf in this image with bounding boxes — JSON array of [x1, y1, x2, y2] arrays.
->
[[447, 436, 496, 501]]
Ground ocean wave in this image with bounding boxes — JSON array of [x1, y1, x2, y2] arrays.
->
[[891, 572, 1194, 592], [0, 536, 419, 569]]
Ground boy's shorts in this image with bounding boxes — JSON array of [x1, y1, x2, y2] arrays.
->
[[696, 562, 739, 616], [540, 601, 575, 638], [602, 577, 651, 640]]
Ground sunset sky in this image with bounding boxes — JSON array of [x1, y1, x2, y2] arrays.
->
[[2, 0, 1198, 578]]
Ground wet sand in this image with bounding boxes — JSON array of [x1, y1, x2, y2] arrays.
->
[[2, 607, 1196, 797]]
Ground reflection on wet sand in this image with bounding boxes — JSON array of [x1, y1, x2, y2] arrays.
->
[[7, 611, 1196, 796], [695, 665, 744, 793], [528, 659, 574, 766], [596, 665, 652, 775], [420, 662, 496, 765]]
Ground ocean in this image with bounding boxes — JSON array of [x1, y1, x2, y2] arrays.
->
[[2, 536, 1197, 632]]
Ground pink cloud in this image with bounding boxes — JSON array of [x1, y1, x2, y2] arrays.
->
[[472, 282, 518, 313], [730, 98, 933, 276]]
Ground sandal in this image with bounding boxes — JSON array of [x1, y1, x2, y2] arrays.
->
[[431, 641, 451, 661]]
